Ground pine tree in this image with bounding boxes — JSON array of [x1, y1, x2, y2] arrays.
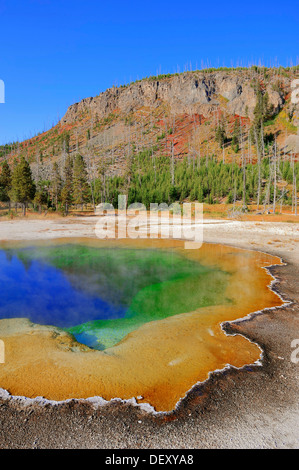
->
[[63, 132, 70, 154], [72, 154, 90, 209], [215, 123, 227, 149], [232, 118, 241, 150], [9, 157, 35, 215], [0, 160, 12, 205], [34, 181, 49, 213], [50, 162, 63, 210], [61, 155, 73, 215]]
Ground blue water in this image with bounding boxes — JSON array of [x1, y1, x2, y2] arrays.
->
[[0, 244, 230, 350], [0, 251, 127, 329]]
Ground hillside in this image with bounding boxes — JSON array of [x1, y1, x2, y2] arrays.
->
[[1, 67, 298, 182], [0, 66, 298, 218]]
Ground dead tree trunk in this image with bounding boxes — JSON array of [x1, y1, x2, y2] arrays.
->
[[254, 129, 261, 210], [272, 138, 277, 214]]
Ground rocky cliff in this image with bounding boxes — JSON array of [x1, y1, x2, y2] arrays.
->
[[2, 68, 299, 181], [61, 70, 288, 124]]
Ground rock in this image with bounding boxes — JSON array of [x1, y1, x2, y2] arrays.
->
[[227, 83, 257, 118], [266, 85, 284, 115], [60, 71, 290, 126], [282, 134, 299, 154], [218, 75, 242, 101]]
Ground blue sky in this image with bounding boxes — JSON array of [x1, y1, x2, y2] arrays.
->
[[0, 0, 298, 145]]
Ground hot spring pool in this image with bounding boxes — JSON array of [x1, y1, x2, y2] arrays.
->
[[0, 244, 231, 349], [0, 239, 284, 411]]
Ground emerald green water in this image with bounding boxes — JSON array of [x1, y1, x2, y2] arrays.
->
[[0, 244, 231, 350]]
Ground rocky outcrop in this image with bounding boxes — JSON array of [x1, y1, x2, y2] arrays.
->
[[61, 71, 290, 125], [284, 134, 299, 154]]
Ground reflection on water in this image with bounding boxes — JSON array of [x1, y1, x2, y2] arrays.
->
[[0, 245, 231, 349]]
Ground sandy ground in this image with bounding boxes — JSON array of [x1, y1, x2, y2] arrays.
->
[[0, 215, 298, 449]]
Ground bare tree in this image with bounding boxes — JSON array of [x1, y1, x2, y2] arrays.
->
[[272, 137, 277, 214], [171, 141, 175, 186], [254, 129, 261, 210], [240, 117, 246, 209]]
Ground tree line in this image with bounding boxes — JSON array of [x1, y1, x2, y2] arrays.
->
[[0, 146, 298, 216], [0, 154, 92, 216]]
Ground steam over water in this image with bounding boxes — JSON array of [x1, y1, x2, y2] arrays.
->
[[0, 244, 230, 349]]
